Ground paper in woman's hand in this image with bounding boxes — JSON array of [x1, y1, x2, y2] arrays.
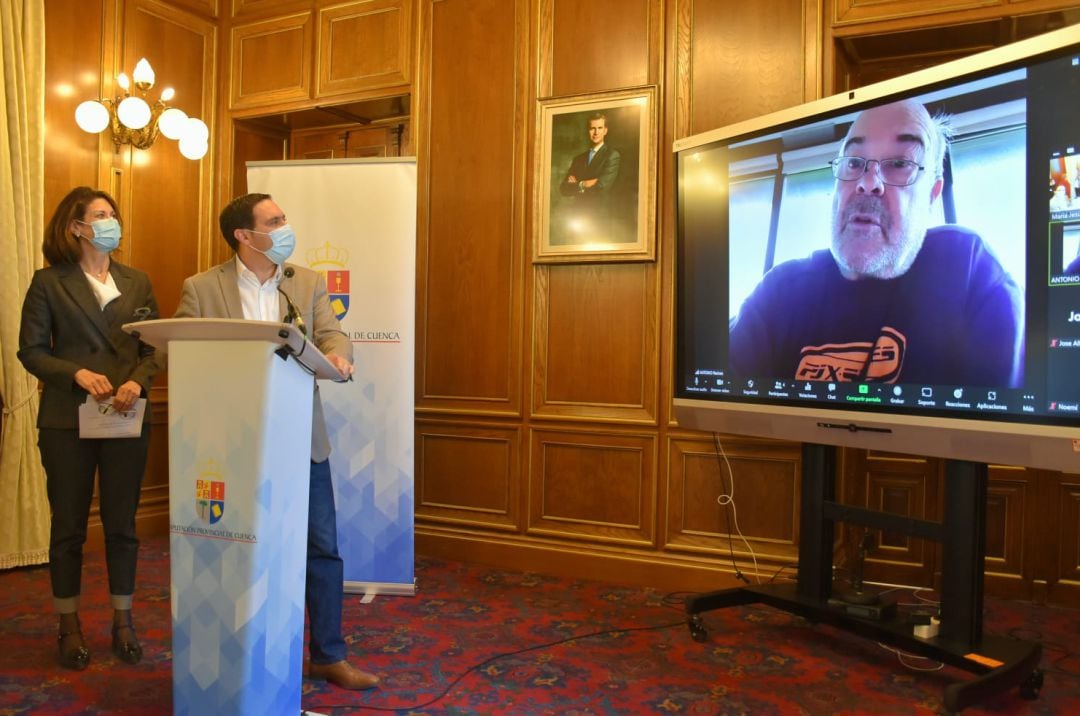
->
[[78, 396, 146, 438]]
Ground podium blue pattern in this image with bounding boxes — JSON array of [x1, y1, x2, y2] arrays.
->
[[169, 342, 313, 715]]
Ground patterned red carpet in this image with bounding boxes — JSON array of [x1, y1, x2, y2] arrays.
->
[[0, 535, 1076, 715]]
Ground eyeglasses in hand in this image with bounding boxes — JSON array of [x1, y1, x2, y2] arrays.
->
[[98, 403, 137, 419]]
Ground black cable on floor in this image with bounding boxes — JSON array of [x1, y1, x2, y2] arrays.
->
[[310, 618, 686, 713]]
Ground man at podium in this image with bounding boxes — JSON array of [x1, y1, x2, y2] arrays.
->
[[174, 193, 379, 691]]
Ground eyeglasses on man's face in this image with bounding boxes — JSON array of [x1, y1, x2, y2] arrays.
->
[[830, 156, 925, 187]]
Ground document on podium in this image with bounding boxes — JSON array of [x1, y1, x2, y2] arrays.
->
[[78, 396, 146, 438]]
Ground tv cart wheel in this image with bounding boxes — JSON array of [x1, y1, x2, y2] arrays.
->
[[1018, 668, 1043, 700], [688, 615, 709, 643]]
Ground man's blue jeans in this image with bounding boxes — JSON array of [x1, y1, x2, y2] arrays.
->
[[307, 459, 346, 664]]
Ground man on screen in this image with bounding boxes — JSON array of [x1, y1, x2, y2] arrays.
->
[[728, 99, 1024, 387]]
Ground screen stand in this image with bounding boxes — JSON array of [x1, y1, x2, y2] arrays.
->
[[834, 529, 882, 606], [684, 443, 1043, 712]]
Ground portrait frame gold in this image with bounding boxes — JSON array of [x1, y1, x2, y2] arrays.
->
[[534, 86, 657, 263]]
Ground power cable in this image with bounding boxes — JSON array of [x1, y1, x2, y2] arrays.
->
[[310, 619, 686, 713]]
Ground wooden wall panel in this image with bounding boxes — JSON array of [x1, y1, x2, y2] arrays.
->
[[43, 0, 106, 216], [125, 0, 216, 317], [230, 13, 313, 109], [533, 263, 658, 422], [687, 0, 811, 135], [316, 0, 412, 98], [830, 10, 1080, 92], [832, 0, 995, 27], [876, 477, 922, 552], [232, 0, 313, 18], [667, 437, 800, 556], [982, 468, 1029, 598], [528, 429, 656, 545], [289, 124, 400, 159], [416, 420, 520, 530], [167, 0, 219, 18], [824, 4, 1080, 93], [1054, 477, 1080, 596], [831, 0, 1080, 31], [549, 0, 651, 96], [417, 0, 525, 412], [232, 121, 285, 195], [845, 452, 938, 586]]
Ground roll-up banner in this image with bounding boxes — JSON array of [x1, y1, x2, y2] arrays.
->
[[248, 158, 416, 594]]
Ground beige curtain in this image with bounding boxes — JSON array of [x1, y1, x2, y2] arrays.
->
[[0, 0, 48, 569]]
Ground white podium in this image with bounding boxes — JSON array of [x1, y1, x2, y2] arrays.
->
[[125, 318, 340, 716]]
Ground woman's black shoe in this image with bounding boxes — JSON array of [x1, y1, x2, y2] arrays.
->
[[111, 614, 143, 665], [58, 615, 90, 671]]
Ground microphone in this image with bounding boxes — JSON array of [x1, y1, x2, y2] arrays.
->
[[278, 267, 307, 337]]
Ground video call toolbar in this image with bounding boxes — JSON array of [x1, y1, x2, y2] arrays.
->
[[684, 370, 1080, 416]]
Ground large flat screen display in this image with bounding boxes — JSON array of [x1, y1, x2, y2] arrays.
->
[[675, 24, 1080, 471]]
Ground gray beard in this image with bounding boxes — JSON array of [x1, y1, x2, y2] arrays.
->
[[831, 195, 907, 279]]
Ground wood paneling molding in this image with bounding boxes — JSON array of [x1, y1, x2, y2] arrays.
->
[[230, 12, 313, 109], [671, 0, 693, 140], [43, 0, 107, 219], [415, 0, 527, 414], [232, 121, 286, 196], [289, 124, 399, 159], [166, 0, 219, 19], [546, 0, 655, 97], [316, 0, 413, 98], [417, 526, 748, 593], [666, 436, 800, 562], [1055, 478, 1080, 587], [982, 472, 1030, 599], [232, 0, 313, 18], [416, 420, 521, 530], [686, 0, 812, 136], [856, 456, 936, 586], [125, 0, 217, 316], [532, 263, 659, 423], [832, 0, 998, 28], [528, 428, 656, 546], [829, 0, 1080, 37]]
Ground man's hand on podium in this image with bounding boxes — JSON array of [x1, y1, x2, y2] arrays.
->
[[325, 353, 354, 381]]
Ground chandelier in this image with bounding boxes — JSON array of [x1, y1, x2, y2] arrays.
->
[[74, 58, 209, 160]]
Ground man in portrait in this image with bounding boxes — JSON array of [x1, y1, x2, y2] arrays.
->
[[554, 112, 622, 244], [728, 98, 1024, 388]]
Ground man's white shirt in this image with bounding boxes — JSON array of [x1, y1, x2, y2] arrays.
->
[[235, 255, 282, 321]]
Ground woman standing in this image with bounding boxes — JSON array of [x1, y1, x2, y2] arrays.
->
[[18, 187, 160, 670]]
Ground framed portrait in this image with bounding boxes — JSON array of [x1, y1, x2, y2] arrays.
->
[[535, 86, 657, 263]]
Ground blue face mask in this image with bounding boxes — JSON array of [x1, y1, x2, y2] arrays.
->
[[77, 218, 122, 253], [250, 224, 296, 265]]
